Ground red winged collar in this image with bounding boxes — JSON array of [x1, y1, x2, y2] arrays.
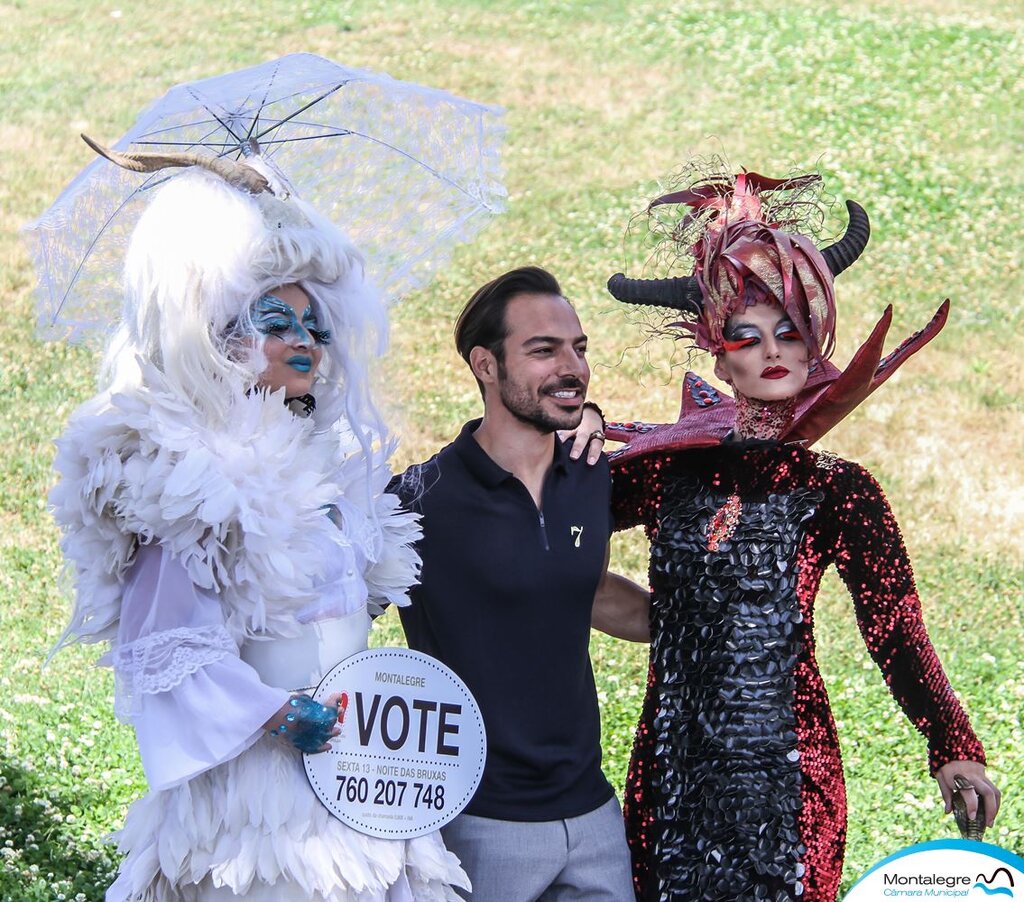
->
[[606, 301, 949, 462]]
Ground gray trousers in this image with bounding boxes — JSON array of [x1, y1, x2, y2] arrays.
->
[[441, 795, 634, 901]]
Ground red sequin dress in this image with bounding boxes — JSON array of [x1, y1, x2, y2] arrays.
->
[[612, 442, 984, 902]]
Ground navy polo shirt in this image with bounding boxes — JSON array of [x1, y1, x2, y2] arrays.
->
[[390, 420, 615, 821]]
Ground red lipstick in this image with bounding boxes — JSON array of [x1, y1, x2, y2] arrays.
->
[[761, 366, 790, 379]]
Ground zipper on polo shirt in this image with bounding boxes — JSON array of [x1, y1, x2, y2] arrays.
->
[[538, 509, 550, 551]]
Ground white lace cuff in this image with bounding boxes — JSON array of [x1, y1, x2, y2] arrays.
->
[[112, 624, 237, 721]]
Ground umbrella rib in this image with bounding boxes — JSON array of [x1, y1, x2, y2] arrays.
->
[[49, 173, 171, 323], [246, 108, 262, 146], [252, 82, 348, 142], [244, 59, 282, 145], [132, 85, 324, 140], [238, 105, 480, 200], [248, 124, 482, 200], [184, 87, 246, 145], [235, 131, 354, 146], [134, 117, 244, 140], [232, 125, 475, 198], [131, 81, 353, 147], [312, 129, 479, 200], [133, 124, 350, 148], [197, 117, 251, 159], [132, 139, 242, 148], [134, 120, 248, 157], [253, 116, 352, 134]]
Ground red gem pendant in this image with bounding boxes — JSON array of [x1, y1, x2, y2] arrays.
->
[[707, 493, 742, 551]]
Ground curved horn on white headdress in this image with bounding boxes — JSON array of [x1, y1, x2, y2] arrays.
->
[[81, 134, 271, 195]]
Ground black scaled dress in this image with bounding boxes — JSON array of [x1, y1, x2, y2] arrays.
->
[[612, 441, 985, 902]]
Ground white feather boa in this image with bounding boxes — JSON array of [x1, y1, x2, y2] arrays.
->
[[106, 737, 468, 900], [51, 368, 421, 652], [51, 377, 469, 899]]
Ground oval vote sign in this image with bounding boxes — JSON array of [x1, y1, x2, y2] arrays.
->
[[303, 647, 486, 838]]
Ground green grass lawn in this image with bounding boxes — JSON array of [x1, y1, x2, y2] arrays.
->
[[1, 0, 1021, 898]]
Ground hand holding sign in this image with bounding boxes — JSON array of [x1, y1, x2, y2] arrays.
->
[[303, 648, 486, 839], [265, 693, 342, 753]]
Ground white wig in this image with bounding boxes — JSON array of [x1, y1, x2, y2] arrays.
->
[[100, 160, 388, 440]]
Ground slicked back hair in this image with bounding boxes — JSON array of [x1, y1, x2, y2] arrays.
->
[[454, 266, 565, 398]]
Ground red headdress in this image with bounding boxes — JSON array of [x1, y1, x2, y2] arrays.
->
[[605, 168, 947, 456]]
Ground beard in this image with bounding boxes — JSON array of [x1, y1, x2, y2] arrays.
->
[[497, 367, 586, 434]]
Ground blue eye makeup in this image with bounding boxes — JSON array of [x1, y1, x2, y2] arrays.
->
[[251, 294, 332, 346]]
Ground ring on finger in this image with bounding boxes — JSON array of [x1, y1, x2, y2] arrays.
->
[[952, 775, 976, 793]]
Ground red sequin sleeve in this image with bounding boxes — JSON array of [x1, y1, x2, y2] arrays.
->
[[831, 461, 986, 774], [610, 453, 667, 534]]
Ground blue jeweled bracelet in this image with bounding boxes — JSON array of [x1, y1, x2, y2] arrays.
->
[[270, 694, 339, 753]]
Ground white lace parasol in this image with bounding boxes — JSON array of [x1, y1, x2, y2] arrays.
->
[[24, 53, 506, 343]]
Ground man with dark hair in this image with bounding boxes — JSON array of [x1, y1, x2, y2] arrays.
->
[[453, 266, 562, 398], [391, 266, 646, 900]]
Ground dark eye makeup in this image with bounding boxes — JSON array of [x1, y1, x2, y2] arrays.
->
[[722, 336, 758, 352], [722, 317, 801, 352]]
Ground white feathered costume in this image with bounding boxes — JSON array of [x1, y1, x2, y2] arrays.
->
[[50, 164, 468, 901]]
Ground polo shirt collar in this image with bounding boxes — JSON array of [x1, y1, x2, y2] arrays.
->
[[453, 418, 569, 488]]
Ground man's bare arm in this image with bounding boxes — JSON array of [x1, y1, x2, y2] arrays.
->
[[592, 543, 650, 642]]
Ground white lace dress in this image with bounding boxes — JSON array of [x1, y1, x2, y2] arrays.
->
[[50, 383, 469, 901]]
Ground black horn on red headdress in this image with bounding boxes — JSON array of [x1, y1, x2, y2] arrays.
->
[[820, 201, 870, 277], [606, 272, 703, 314], [606, 195, 870, 313]]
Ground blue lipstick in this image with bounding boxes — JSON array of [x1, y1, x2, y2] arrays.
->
[[287, 355, 312, 373]]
